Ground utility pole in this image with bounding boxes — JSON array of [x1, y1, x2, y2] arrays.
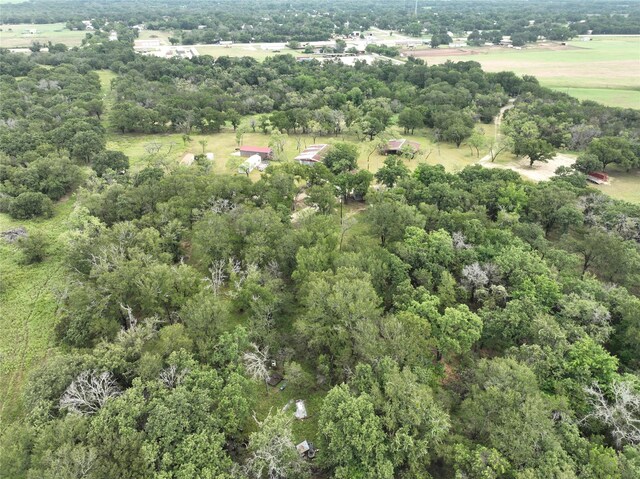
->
[[415, 0, 418, 17]]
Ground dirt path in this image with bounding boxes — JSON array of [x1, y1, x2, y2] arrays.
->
[[477, 101, 577, 182], [482, 153, 577, 182]]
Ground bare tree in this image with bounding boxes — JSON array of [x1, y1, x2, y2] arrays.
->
[[244, 409, 309, 479], [452, 231, 471, 250], [461, 262, 489, 294], [159, 364, 189, 388], [60, 371, 121, 415], [244, 343, 271, 392], [145, 141, 163, 156], [583, 381, 640, 448], [204, 259, 227, 296]]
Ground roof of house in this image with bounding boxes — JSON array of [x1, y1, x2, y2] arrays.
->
[[239, 146, 272, 153], [385, 139, 420, 151], [295, 144, 330, 162]]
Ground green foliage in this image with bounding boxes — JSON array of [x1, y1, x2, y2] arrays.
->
[[323, 142, 359, 175], [9, 191, 54, 219], [17, 230, 48, 264], [318, 384, 394, 479]]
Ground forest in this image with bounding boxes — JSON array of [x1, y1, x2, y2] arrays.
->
[[1, 1, 640, 478], [2, 0, 640, 44]]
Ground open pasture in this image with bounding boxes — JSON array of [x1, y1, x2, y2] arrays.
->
[[0, 22, 86, 48], [405, 36, 640, 109]]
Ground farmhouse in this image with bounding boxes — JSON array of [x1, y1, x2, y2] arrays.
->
[[294, 144, 330, 165], [238, 154, 262, 174], [382, 139, 420, 156], [239, 146, 273, 160]]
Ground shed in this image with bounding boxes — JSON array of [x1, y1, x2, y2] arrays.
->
[[295, 399, 308, 419], [294, 144, 330, 165], [267, 372, 283, 386], [239, 146, 273, 160], [587, 171, 609, 184], [382, 139, 420, 156], [238, 154, 262, 174]]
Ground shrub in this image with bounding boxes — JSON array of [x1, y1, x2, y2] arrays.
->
[[8, 192, 54, 219], [17, 231, 47, 264]]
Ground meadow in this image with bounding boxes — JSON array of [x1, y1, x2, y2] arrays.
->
[[0, 199, 75, 424], [0, 22, 86, 48], [409, 36, 640, 109]]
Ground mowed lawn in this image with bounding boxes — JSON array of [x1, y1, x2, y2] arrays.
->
[[0, 23, 86, 48], [408, 36, 640, 109]]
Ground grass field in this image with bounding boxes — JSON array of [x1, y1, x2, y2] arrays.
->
[[106, 121, 494, 181], [0, 199, 75, 425], [408, 36, 640, 109], [0, 23, 86, 48], [195, 44, 295, 61], [588, 167, 640, 204]]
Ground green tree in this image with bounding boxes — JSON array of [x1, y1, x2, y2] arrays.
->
[[398, 108, 423, 134], [374, 156, 410, 187], [432, 305, 482, 360], [92, 150, 129, 177], [9, 192, 54, 219], [295, 267, 382, 375], [323, 142, 359, 175], [519, 138, 556, 167], [364, 193, 424, 245], [318, 384, 393, 479], [587, 137, 637, 171]]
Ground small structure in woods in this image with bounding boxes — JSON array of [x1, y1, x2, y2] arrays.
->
[[294, 399, 308, 419], [267, 372, 283, 386], [239, 146, 273, 160], [296, 440, 317, 458]]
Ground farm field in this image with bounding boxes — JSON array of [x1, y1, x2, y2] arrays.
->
[[0, 22, 86, 48], [405, 36, 640, 109]]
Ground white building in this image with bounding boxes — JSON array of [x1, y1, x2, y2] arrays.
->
[[238, 154, 262, 174]]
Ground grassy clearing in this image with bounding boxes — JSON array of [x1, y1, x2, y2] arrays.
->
[[408, 36, 640, 108], [552, 87, 640, 109], [0, 199, 75, 425], [589, 167, 640, 204], [136, 29, 174, 45], [106, 121, 495, 178], [0, 23, 86, 48], [195, 44, 294, 61]]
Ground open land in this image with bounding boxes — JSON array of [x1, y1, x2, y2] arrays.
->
[[0, 22, 86, 48], [404, 36, 640, 109], [0, 199, 74, 424]]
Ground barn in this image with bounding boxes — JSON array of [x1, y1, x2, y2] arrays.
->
[[382, 139, 420, 156], [294, 144, 330, 165], [239, 146, 273, 160]]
